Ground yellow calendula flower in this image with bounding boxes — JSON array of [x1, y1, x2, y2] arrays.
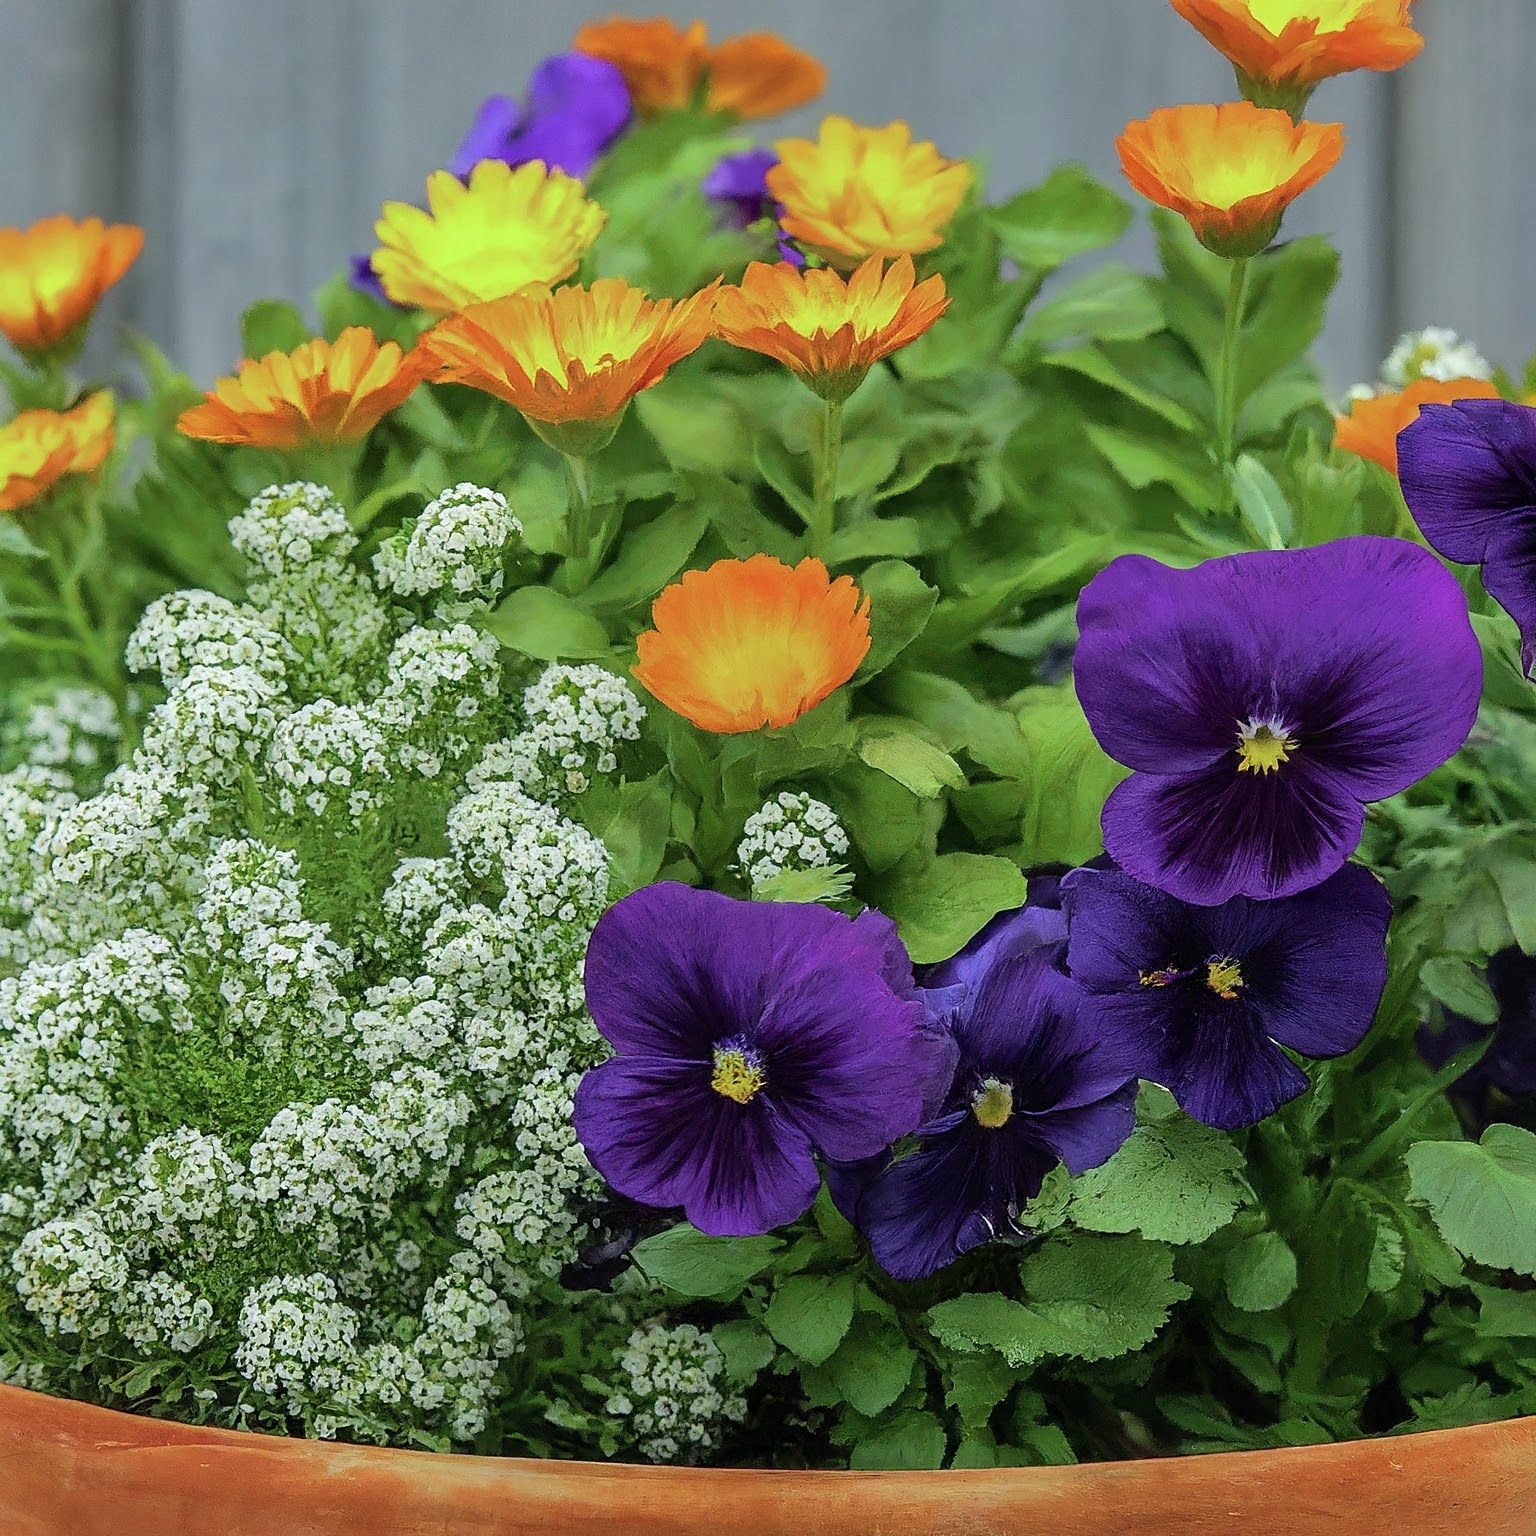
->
[[420, 277, 716, 455], [713, 255, 949, 402], [0, 215, 143, 361], [371, 160, 606, 315], [0, 393, 115, 514], [768, 116, 971, 268], [177, 327, 429, 450], [633, 555, 871, 734]]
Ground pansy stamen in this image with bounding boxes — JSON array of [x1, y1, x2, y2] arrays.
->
[[970, 1077, 1015, 1129], [1235, 717, 1297, 775], [1205, 956, 1245, 1000], [710, 1039, 767, 1105]]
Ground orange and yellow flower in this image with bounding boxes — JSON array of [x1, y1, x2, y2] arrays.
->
[[1116, 102, 1344, 259], [713, 256, 949, 402], [768, 117, 971, 268], [0, 215, 143, 360], [0, 393, 115, 513], [421, 278, 716, 454], [1334, 378, 1501, 475], [1170, 1, 1422, 102], [371, 160, 606, 314], [177, 327, 429, 451], [633, 554, 870, 734], [572, 17, 825, 119]]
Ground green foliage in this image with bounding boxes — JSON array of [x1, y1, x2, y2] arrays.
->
[[1405, 1127, 1536, 1276]]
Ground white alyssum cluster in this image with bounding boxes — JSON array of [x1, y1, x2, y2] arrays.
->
[[3, 684, 123, 780], [0, 481, 672, 1449], [1381, 327, 1494, 387], [605, 1322, 747, 1464], [736, 791, 850, 889], [373, 482, 521, 618]]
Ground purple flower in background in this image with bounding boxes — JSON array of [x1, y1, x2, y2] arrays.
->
[[572, 884, 948, 1238], [1398, 398, 1536, 673], [349, 52, 631, 304], [1073, 538, 1482, 906], [702, 148, 805, 267], [1419, 947, 1536, 1102], [448, 54, 631, 180], [837, 900, 1139, 1282], [1061, 862, 1391, 1129]]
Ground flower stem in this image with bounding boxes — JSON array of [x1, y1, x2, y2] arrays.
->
[[1338, 1035, 1493, 1182], [1215, 256, 1251, 497], [43, 525, 126, 717], [808, 398, 844, 559]]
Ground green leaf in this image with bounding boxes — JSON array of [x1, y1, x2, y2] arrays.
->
[[927, 1235, 1189, 1366], [0, 520, 45, 559], [629, 1223, 784, 1300], [1420, 956, 1500, 1025], [481, 586, 612, 661], [764, 1273, 857, 1365], [581, 502, 708, 612], [1225, 1232, 1299, 1313], [711, 1319, 778, 1383], [848, 1411, 947, 1471], [820, 1314, 917, 1417], [1068, 1116, 1248, 1245], [1231, 454, 1293, 551], [240, 297, 311, 359], [945, 1354, 1018, 1430], [1235, 237, 1339, 402], [1405, 1126, 1536, 1276], [1082, 420, 1223, 512], [857, 727, 965, 799], [873, 850, 1028, 964], [1013, 685, 1129, 866], [1017, 265, 1162, 347], [855, 559, 939, 677], [750, 865, 854, 905], [986, 164, 1131, 273], [636, 380, 755, 476], [594, 773, 672, 897]]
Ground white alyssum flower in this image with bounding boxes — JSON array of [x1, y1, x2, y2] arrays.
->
[[373, 482, 520, 617], [369, 624, 502, 778], [3, 685, 122, 780], [266, 700, 391, 818], [606, 1322, 747, 1464], [1381, 327, 1494, 388], [125, 590, 293, 687], [736, 791, 850, 888]]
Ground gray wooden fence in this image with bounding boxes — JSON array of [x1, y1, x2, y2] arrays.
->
[[0, 0, 1521, 390]]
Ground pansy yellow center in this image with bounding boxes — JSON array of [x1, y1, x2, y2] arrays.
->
[[1206, 956, 1246, 1000], [1139, 966, 1185, 988], [971, 1076, 1015, 1129], [710, 1042, 766, 1104], [1247, 0, 1366, 37], [1236, 717, 1297, 775]]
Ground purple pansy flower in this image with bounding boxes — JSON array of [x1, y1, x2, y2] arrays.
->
[[835, 900, 1139, 1283], [701, 148, 805, 267], [572, 883, 949, 1238], [349, 52, 631, 303], [1073, 538, 1482, 906], [1061, 862, 1391, 1129], [1398, 398, 1536, 673], [1419, 947, 1536, 1102]]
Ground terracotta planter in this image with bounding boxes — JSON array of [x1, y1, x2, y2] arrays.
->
[[1, 1382, 1531, 1535]]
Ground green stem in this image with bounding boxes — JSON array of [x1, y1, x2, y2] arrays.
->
[[808, 397, 844, 558], [564, 454, 593, 561], [1338, 1036, 1493, 1182], [1215, 257, 1251, 494], [44, 536, 126, 715]]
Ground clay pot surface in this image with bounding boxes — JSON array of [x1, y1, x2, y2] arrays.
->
[[1, 1382, 1531, 1535]]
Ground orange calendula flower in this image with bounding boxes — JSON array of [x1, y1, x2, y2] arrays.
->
[[421, 278, 716, 456], [714, 256, 949, 402], [633, 554, 870, 734], [177, 327, 428, 451], [1334, 378, 1501, 475], [572, 16, 825, 119], [1116, 102, 1343, 259], [0, 215, 143, 361], [0, 393, 115, 513], [769, 117, 971, 268], [1170, 0, 1422, 106], [371, 160, 606, 315]]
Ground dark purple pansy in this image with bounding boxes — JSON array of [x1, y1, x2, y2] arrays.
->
[[572, 883, 948, 1238], [1418, 947, 1536, 1102], [1074, 538, 1482, 906], [701, 148, 805, 267], [1061, 862, 1391, 1129], [835, 900, 1139, 1283], [1398, 398, 1536, 674], [349, 52, 631, 303]]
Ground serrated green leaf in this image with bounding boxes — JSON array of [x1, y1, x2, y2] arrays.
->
[[629, 1223, 783, 1300], [945, 1353, 1018, 1430], [750, 865, 854, 905], [764, 1273, 857, 1365], [873, 850, 1028, 964], [1405, 1126, 1536, 1276], [857, 728, 965, 798], [822, 1314, 917, 1417], [1068, 1116, 1247, 1245], [848, 1410, 948, 1470]]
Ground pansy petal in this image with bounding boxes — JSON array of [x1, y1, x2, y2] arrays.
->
[[1102, 759, 1365, 905], [1478, 520, 1536, 674], [1019, 1082, 1138, 1176], [923, 903, 1068, 993], [1398, 399, 1536, 564], [574, 1056, 819, 1236], [1061, 866, 1190, 992]]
